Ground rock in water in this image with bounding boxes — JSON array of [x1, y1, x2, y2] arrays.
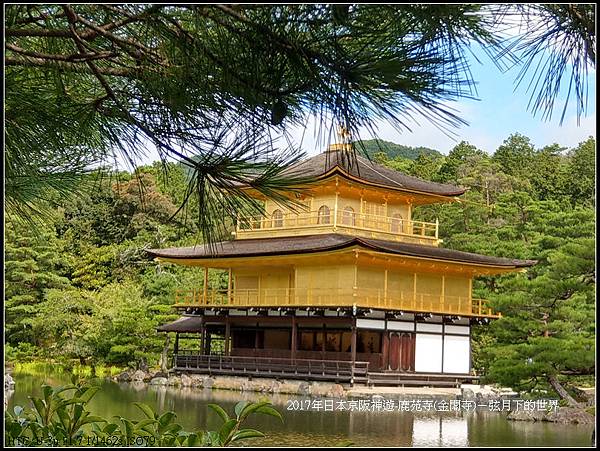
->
[[149, 377, 168, 386], [5, 373, 15, 389], [131, 370, 147, 382], [116, 372, 131, 383]]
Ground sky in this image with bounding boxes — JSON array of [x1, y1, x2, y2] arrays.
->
[[119, 33, 596, 169], [286, 48, 596, 158]]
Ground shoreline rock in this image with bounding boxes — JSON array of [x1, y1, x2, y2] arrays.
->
[[507, 406, 595, 425], [110, 371, 518, 401], [5, 373, 15, 390]]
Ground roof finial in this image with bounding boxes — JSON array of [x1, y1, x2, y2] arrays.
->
[[326, 125, 353, 152], [337, 125, 351, 143]]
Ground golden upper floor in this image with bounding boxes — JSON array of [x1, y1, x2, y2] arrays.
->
[[235, 149, 466, 246], [148, 235, 536, 318], [172, 261, 499, 318]]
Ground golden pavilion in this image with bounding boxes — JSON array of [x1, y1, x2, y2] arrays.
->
[[149, 141, 535, 386]]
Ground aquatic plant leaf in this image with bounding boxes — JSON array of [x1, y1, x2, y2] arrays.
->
[[103, 423, 119, 434], [184, 432, 200, 446], [134, 402, 157, 420], [208, 404, 230, 423], [80, 386, 101, 403], [254, 405, 283, 422], [134, 418, 158, 430], [230, 428, 265, 442], [158, 411, 177, 427], [206, 430, 220, 446], [234, 401, 250, 419], [239, 401, 272, 421]]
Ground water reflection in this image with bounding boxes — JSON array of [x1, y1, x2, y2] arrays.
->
[[7, 371, 594, 447], [412, 416, 468, 447]]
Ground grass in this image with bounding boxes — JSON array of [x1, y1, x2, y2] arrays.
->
[[12, 360, 123, 379]]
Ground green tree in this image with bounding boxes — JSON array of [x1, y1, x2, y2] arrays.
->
[[32, 282, 164, 367], [456, 154, 518, 226], [354, 139, 442, 160], [4, 223, 71, 345], [484, 236, 595, 406], [528, 144, 570, 202], [437, 141, 486, 183], [407, 153, 445, 181], [566, 137, 596, 207], [492, 133, 536, 181]]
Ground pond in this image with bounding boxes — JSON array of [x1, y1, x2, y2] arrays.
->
[[6, 368, 594, 447]]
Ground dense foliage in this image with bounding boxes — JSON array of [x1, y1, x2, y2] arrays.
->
[[355, 139, 442, 160], [5, 163, 217, 368]]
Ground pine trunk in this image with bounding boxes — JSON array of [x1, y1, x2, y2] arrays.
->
[[159, 335, 171, 373], [547, 374, 580, 408]]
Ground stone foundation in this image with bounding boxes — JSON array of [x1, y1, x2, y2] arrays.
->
[[111, 369, 520, 401]]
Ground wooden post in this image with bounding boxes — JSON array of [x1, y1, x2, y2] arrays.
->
[[291, 315, 297, 363], [384, 269, 388, 307], [228, 268, 232, 304], [203, 267, 209, 304], [225, 317, 231, 356], [382, 329, 389, 370], [174, 332, 179, 355], [351, 318, 357, 385], [322, 324, 327, 356], [468, 278, 473, 315], [200, 323, 205, 355], [441, 275, 445, 313], [333, 188, 339, 230], [254, 324, 259, 356], [413, 273, 417, 307], [206, 329, 212, 355]]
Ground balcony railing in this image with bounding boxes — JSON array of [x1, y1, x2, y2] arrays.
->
[[235, 210, 439, 244], [173, 353, 370, 383], [174, 287, 499, 318]]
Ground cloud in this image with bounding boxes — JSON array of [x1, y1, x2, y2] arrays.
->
[[533, 113, 596, 149]]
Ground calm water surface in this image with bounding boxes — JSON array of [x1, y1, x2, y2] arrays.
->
[[6, 369, 594, 447]]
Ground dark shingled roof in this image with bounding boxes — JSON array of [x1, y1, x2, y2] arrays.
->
[[147, 234, 536, 268], [273, 149, 466, 196], [157, 316, 203, 332]]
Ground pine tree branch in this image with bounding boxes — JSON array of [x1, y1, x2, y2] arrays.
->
[[62, 7, 202, 170], [5, 55, 139, 76], [67, 10, 165, 65], [6, 43, 118, 63], [6, 5, 162, 39]]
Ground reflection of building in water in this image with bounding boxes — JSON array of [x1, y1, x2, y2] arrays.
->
[[412, 416, 468, 447], [347, 409, 414, 447]]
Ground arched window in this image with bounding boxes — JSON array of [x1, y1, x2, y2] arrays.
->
[[317, 205, 330, 224], [390, 213, 404, 233], [272, 209, 283, 228], [342, 206, 355, 226]]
